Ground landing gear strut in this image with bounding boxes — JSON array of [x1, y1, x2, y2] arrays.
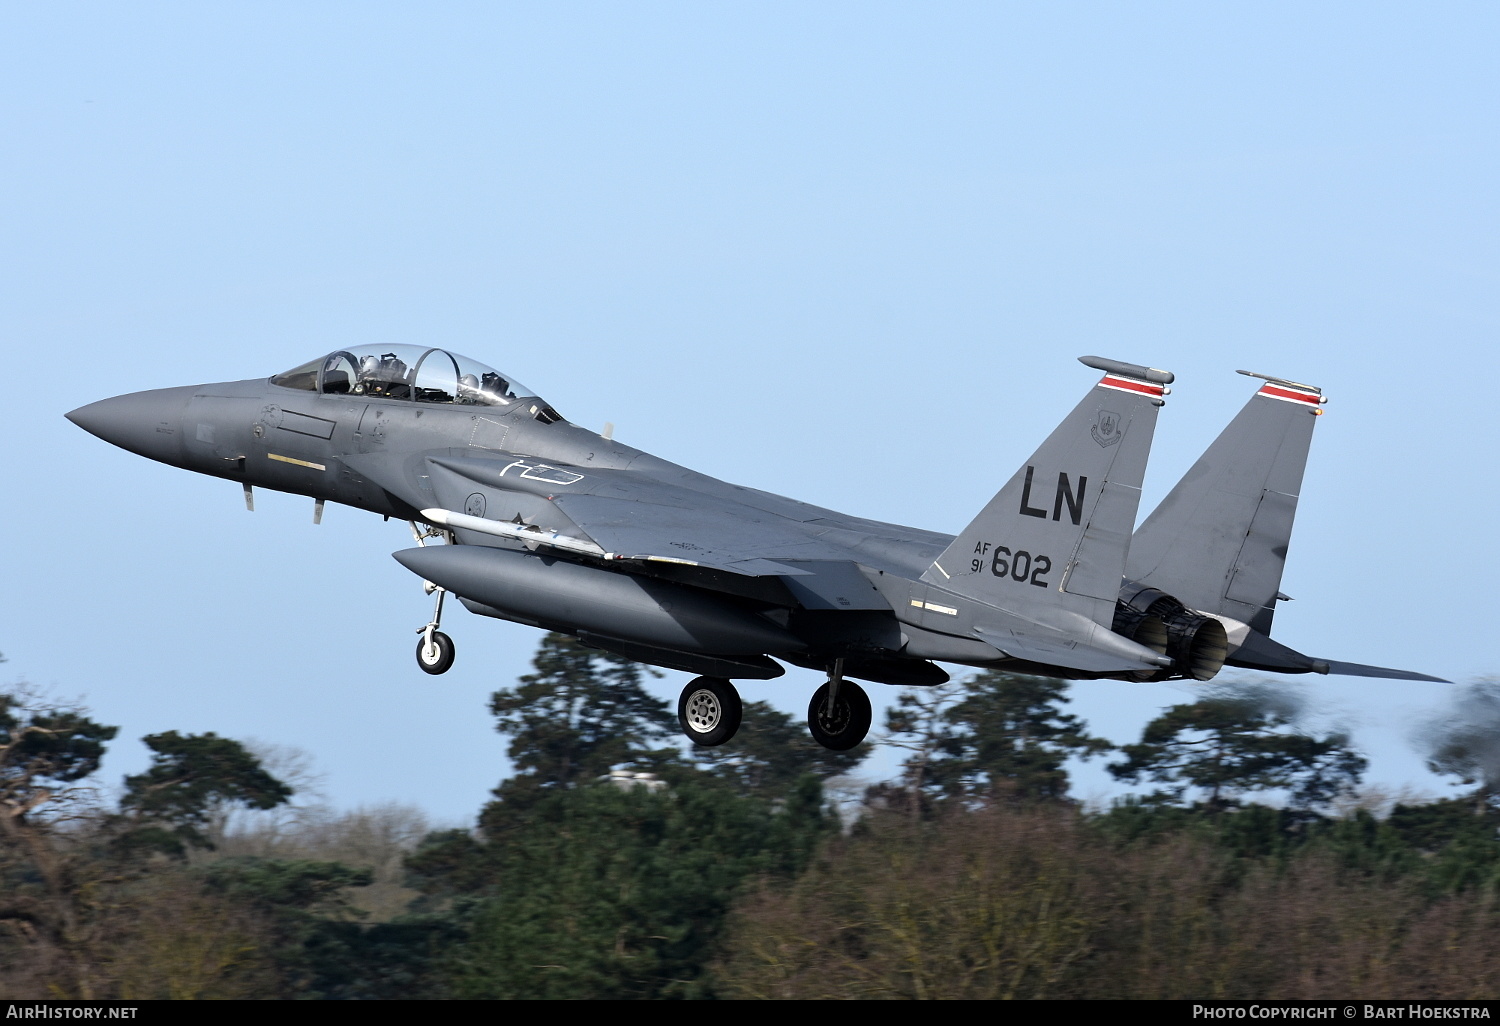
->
[[414, 581, 456, 675], [409, 519, 456, 675], [808, 659, 870, 750], [678, 677, 743, 747]]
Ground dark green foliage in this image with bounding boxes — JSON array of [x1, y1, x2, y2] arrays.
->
[[691, 699, 865, 798], [1108, 684, 1366, 812], [489, 633, 674, 785], [484, 634, 675, 831], [884, 671, 1110, 808], [441, 775, 830, 999], [942, 671, 1112, 800], [1384, 799, 1500, 896], [1389, 797, 1495, 852], [1094, 799, 1310, 885], [766, 774, 832, 877], [0, 690, 117, 840], [305, 914, 467, 1000], [1310, 807, 1420, 883], [197, 858, 382, 997], [1422, 680, 1500, 812], [402, 828, 493, 902], [119, 731, 294, 854], [0, 694, 117, 798], [201, 857, 372, 913]]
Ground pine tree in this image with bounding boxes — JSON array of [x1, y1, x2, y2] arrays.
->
[[120, 731, 294, 854], [883, 671, 1110, 806], [1108, 684, 1366, 812], [481, 633, 674, 832], [1421, 680, 1500, 814]]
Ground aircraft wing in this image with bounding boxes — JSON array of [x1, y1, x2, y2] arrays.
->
[[346, 448, 864, 576], [544, 491, 845, 569]]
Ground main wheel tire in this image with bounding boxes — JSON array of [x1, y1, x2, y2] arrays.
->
[[678, 677, 742, 747], [807, 679, 871, 750], [416, 631, 456, 675]]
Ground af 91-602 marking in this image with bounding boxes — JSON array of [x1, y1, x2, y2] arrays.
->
[[971, 541, 1052, 587]]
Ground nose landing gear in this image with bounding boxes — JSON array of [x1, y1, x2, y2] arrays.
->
[[414, 581, 455, 675], [408, 519, 456, 675]]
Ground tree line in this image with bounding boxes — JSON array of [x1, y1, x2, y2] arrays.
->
[[2, 641, 1499, 999]]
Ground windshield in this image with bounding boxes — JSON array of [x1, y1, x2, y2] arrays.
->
[[272, 345, 539, 407]]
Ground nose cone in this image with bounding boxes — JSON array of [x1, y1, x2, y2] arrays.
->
[[66, 385, 198, 466]]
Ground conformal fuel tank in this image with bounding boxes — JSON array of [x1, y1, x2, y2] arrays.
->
[[392, 544, 800, 656]]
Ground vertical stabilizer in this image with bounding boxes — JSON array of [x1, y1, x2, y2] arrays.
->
[[922, 356, 1170, 631], [1126, 371, 1325, 634]]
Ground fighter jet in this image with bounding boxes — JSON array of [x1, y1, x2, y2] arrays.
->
[[66, 346, 1442, 752]]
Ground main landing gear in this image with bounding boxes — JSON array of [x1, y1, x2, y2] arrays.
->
[[674, 661, 872, 751], [678, 677, 743, 747], [807, 659, 871, 751]]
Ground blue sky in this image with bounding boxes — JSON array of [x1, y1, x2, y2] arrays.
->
[[3, 3, 1497, 819]]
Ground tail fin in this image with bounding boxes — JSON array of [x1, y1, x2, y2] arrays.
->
[[1126, 371, 1325, 634], [922, 356, 1170, 631]]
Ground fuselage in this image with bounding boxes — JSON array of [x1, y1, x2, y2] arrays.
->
[[68, 370, 1017, 685], [69, 373, 953, 574]]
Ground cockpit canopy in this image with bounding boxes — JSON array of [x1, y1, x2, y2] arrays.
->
[[271, 345, 542, 409]]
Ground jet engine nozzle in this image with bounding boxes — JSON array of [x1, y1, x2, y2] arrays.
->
[[1109, 604, 1169, 681], [1114, 582, 1228, 682]]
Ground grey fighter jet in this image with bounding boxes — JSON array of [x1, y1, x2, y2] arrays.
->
[[66, 347, 1442, 752]]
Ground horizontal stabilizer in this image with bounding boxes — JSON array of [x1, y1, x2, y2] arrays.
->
[[1224, 626, 1321, 673], [1320, 660, 1450, 683], [1227, 627, 1449, 682]]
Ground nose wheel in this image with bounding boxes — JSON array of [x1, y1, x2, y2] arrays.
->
[[416, 630, 455, 675], [808, 662, 870, 750], [414, 581, 456, 675], [678, 677, 742, 747]]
